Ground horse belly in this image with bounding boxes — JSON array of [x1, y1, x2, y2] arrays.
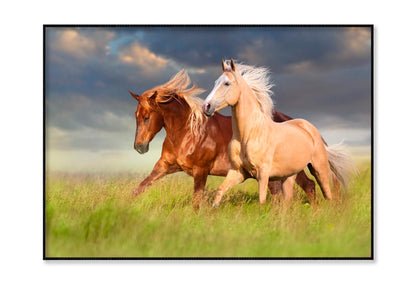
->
[[270, 156, 309, 178], [270, 135, 313, 178], [210, 152, 231, 176]]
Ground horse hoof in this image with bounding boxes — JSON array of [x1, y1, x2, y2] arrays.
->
[[212, 202, 219, 208]]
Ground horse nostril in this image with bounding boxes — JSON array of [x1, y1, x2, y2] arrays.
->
[[134, 143, 149, 154], [202, 102, 214, 117]]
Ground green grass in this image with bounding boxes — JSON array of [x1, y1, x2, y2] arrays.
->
[[45, 163, 372, 258]]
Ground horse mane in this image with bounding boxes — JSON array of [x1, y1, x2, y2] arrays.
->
[[225, 60, 274, 118], [145, 70, 207, 138]]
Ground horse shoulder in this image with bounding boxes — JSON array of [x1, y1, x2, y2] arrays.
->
[[228, 138, 243, 168], [160, 140, 179, 166], [176, 124, 218, 173]]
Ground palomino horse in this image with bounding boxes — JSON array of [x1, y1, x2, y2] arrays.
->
[[129, 70, 317, 209], [202, 59, 355, 206]]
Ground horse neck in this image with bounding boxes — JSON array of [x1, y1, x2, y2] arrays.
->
[[231, 81, 268, 140], [159, 100, 190, 143]]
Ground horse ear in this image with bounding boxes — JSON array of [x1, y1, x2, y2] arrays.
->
[[222, 58, 227, 71], [129, 91, 141, 102], [155, 91, 174, 104], [149, 90, 158, 100], [230, 58, 236, 72]]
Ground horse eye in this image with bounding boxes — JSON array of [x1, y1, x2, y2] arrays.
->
[[143, 116, 149, 121], [224, 82, 230, 86]]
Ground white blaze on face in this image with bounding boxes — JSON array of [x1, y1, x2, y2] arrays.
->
[[204, 74, 230, 105]]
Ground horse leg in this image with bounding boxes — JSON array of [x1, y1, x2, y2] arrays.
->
[[282, 175, 296, 202], [132, 158, 174, 196], [268, 181, 283, 202], [192, 167, 209, 210], [213, 169, 245, 207], [295, 170, 316, 203], [308, 160, 332, 200], [258, 171, 271, 204]]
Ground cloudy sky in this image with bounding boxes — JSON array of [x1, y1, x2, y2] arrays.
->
[[45, 26, 372, 172]]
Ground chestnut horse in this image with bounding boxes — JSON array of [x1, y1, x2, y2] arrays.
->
[[129, 70, 316, 209], [202, 59, 355, 206]]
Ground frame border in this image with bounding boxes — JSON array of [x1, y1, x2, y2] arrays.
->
[[43, 24, 374, 260]]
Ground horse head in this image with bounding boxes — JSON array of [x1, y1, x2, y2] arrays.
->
[[129, 90, 164, 154], [202, 58, 241, 116]]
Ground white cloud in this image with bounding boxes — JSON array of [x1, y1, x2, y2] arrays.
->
[[343, 27, 372, 57], [118, 42, 169, 73], [52, 28, 115, 59]]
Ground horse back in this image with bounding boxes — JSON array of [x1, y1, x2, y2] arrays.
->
[[281, 119, 323, 148]]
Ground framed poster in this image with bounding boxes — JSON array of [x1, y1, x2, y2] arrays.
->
[[44, 25, 373, 259]]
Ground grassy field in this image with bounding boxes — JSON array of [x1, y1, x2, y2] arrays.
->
[[45, 162, 372, 258]]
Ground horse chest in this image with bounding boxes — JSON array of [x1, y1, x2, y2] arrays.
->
[[240, 148, 259, 176], [229, 143, 257, 178], [229, 139, 260, 173]]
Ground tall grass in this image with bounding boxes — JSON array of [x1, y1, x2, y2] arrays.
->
[[45, 163, 372, 258]]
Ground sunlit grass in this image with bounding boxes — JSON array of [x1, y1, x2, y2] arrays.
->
[[45, 163, 372, 258]]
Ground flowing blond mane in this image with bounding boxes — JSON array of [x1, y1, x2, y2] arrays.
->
[[146, 70, 207, 138], [225, 60, 275, 118]]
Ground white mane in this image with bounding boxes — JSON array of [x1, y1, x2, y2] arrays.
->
[[225, 60, 275, 118], [183, 94, 206, 139]]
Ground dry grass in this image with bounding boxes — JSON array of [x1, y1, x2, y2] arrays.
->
[[45, 162, 372, 258]]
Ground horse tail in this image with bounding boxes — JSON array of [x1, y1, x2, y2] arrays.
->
[[325, 142, 357, 192]]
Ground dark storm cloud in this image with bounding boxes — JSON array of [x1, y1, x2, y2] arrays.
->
[[46, 93, 134, 132], [45, 26, 372, 152], [133, 26, 254, 67], [134, 26, 370, 73], [272, 64, 371, 128]]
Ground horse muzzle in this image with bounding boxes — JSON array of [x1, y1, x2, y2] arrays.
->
[[134, 142, 149, 154], [202, 102, 215, 117]]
